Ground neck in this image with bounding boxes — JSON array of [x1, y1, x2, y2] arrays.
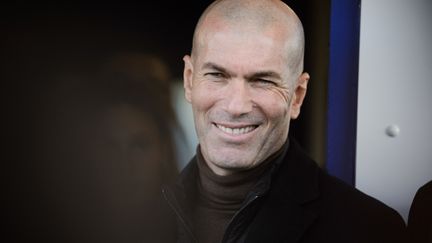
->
[[195, 145, 285, 209]]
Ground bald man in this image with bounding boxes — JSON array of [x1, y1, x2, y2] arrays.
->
[[163, 1, 406, 242]]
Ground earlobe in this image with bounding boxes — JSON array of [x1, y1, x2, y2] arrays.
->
[[183, 55, 193, 103], [290, 72, 310, 119]]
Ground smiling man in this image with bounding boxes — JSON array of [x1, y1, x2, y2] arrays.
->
[[182, 2, 308, 176], [163, 0, 406, 242]]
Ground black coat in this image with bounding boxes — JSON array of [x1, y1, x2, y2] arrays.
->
[[163, 139, 407, 243]]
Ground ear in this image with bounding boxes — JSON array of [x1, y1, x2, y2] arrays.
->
[[290, 72, 310, 119], [183, 55, 194, 103]]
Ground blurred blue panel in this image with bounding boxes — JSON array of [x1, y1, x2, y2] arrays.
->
[[326, 0, 361, 186]]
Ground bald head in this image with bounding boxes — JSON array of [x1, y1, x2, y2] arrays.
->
[[191, 0, 305, 79]]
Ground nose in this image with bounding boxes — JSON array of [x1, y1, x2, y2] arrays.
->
[[224, 80, 253, 117]]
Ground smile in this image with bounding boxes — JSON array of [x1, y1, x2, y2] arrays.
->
[[215, 123, 258, 135]]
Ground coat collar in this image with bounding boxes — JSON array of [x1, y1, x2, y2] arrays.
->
[[273, 137, 320, 204], [165, 137, 321, 243], [243, 138, 321, 243]]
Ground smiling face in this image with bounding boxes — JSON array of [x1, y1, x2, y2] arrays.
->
[[184, 20, 308, 176]]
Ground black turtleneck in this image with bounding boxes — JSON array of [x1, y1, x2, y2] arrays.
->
[[193, 145, 286, 243]]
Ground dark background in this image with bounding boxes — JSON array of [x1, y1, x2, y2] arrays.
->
[[2, 1, 320, 76], [2, 1, 330, 242], [2, 0, 330, 166]]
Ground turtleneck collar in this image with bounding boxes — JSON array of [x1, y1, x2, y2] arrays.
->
[[195, 143, 287, 211]]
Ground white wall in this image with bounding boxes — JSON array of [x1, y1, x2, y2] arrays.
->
[[357, 0, 432, 221]]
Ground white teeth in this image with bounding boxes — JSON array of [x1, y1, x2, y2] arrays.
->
[[216, 124, 256, 135]]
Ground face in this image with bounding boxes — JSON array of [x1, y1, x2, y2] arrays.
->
[[184, 27, 309, 176]]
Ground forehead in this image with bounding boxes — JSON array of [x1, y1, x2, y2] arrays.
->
[[196, 27, 290, 73]]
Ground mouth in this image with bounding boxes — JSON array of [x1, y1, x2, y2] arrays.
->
[[214, 123, 258, 136]]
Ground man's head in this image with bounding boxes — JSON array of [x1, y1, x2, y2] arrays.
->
[[183, 0, 310, 176]]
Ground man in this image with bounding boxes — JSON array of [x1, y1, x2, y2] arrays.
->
[[408, 180, 432, 242], [163, 0, 406, 242]]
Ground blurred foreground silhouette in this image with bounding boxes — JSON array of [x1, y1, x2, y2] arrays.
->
[[5, 49, 179, 242], [2, 3, 201, 242]]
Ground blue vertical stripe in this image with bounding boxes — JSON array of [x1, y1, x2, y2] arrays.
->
[[326, 0, 361, 186]]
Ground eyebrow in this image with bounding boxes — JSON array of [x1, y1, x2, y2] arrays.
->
[[245, 71, 282, 81], [202, 62, 282, 81], [202, 62, 233, 76]]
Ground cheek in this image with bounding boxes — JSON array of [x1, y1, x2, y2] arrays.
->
[[191, 81, 221, 111], [252, 89, 290, 120]]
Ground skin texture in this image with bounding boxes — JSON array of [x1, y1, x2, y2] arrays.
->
[[184, 0, 310, 176]]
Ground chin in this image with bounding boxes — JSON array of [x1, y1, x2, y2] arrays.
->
[[210, 150, 256, 169]]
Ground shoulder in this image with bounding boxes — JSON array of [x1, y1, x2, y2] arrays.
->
[[285, 138, 404, 226], [279, 138, 406, 242], [409, 180, 432, 214], [407, 180, 432, 242], [317, 170, 402, 222], [310, 169, 407, 242]]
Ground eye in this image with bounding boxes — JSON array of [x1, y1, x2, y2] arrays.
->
[[205, 72, 225, 78], [254, 78, 276, 86], [204, 72, 228, 83]]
